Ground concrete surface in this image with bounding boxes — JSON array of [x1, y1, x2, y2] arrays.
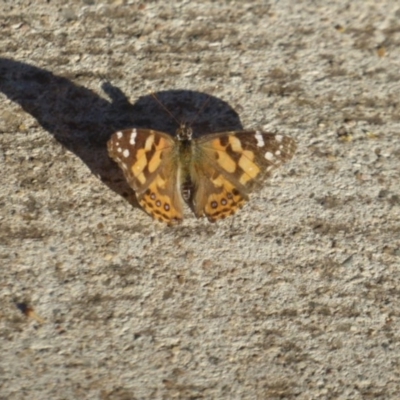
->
[[1, 0, 400, 399]]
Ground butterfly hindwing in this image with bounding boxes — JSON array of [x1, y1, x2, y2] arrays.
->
[[107, 128, 184, 224]]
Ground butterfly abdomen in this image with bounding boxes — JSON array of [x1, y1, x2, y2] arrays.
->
[[177, 139, 196, 202]]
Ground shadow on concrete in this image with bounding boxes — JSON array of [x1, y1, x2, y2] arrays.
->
[[0, 58, 242, 207]]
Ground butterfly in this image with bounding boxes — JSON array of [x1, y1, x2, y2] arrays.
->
[[107, 117, 296, 224]]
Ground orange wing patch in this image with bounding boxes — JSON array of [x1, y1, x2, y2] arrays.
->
[[210, 137, 261, 187], [131, 135, 168, 184]]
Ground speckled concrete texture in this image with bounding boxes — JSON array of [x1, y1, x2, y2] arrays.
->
[[1, 1, 400, 399]]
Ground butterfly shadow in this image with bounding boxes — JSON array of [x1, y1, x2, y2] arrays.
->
[[0, 58, 243, 212]]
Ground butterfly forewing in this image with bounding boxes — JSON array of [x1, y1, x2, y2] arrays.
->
[[107, 128, 185, 224]]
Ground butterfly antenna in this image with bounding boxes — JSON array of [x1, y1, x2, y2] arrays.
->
[[150, 92, 181, 126], [188, 96, 211, 126]]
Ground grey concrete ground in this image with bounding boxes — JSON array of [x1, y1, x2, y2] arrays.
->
[[1, 1, 400, 399]]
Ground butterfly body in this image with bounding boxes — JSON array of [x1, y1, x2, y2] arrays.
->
[[108, 124, 296, 224]]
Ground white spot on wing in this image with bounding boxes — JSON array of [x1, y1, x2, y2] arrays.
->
[[275, 134, 283, 143], [123, 149, 130, 158], [117, 147, 122, 153], [116, 131, 123, 139], [255, 131, 265, 147], [130, 129, 137, 145], [265, 151, 274, 161]]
